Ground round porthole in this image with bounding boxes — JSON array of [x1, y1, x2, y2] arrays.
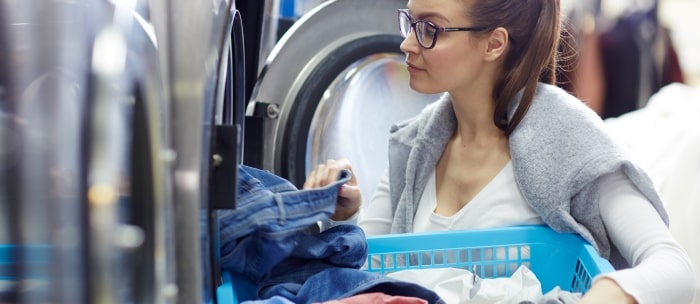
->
[[281, 35, 439, 199], [245, 0, 439, 200]]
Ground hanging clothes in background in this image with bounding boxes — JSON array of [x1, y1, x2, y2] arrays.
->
[[557, 0, 685, 119], [597, 4, 685, 118], [556, 0, 607, 116]]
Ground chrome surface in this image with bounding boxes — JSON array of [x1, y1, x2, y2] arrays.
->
[[2, 0, 236, 302], [250, 0, 407, 172], [87, 24, 131, 304], [148, 0, 236, 302], [86, 1, 175, 303], [1, 1, 92, 302], [122, 8, 176, 304], [259, 0, 281, 75]]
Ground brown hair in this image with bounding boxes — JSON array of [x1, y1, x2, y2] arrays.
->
[[467, 0, 561, 135]]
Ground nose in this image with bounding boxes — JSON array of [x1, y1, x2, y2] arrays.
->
[[399, 28, 420, 54]]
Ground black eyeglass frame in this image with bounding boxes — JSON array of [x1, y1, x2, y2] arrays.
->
[[397, 8, 487, 49]]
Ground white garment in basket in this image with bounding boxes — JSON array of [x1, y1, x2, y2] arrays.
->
[[386, 266, 581, 304]]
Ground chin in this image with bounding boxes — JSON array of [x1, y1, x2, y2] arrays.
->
[[409, 81, 443, 95]]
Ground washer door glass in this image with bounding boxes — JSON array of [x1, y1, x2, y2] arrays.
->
[[306, 53, 439, 201]]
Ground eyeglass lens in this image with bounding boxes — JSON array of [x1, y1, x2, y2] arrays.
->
[[398, 11, 436, 49]]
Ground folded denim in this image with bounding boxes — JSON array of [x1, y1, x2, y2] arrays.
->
[[220, 166, 443, 304], [258, 224, 368, 294], [257, 225, 443, 304], [219, 165, 351, 281]]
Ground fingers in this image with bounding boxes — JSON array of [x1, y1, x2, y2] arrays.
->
[[304, 158, 363, 221], [338, 184, 361, 208], [303, 158, 357, 189]]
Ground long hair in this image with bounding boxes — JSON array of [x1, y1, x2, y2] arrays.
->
[[466, 0, 561, 135]]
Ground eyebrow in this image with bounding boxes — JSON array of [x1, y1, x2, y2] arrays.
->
[[407, 10, 450, 23]]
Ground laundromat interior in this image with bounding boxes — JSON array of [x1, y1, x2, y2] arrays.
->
[[1, 0, 699, 303]]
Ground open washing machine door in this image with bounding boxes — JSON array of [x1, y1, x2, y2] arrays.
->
[[245, 0, 439, 200]]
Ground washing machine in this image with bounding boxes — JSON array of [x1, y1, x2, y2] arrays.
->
[[1, 0, 247, 302], [243, 0, 439, 200]]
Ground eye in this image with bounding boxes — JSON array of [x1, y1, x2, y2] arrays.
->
[[417, 22, 437, 40]]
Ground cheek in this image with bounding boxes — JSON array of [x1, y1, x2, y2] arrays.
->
[[428, 50, 456, 71], [425, 48, 473, 89]]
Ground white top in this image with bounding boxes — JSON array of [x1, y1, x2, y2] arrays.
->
[[605, 83, 700, 301], [329, 162, 695, 304], [413, 161, 543, 232]]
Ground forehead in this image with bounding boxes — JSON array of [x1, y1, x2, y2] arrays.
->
[[406, 0, 467, 21]]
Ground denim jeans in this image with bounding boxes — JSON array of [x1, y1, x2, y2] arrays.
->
[[218, 165, 351, 282], [255, 225, 443, 304], [220, 166, 443, 304]]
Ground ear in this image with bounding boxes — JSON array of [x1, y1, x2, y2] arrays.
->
[[484, 27, 508, 62]]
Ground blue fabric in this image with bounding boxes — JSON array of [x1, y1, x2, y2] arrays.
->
[[241, 296, 295, 304], [219, 165, 444, 304], [256, 225, 443, 304], [218, 165, 351, 281]]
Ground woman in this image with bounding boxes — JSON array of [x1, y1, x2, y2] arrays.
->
[[303, 0, 696, 303]]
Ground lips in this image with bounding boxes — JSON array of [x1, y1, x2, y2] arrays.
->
[[406, 61, 425, 72]]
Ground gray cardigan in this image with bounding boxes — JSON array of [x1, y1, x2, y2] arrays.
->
[[386, 83, 669, 268]]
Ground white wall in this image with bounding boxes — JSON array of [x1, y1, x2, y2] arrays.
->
[[659, 0, 700, 87]]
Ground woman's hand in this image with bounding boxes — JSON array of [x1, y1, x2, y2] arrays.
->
[[579, 278, 637, 304], [303, 159, 362, 221]]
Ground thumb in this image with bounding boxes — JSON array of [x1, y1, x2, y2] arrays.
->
[[338, 184, 362, 208]]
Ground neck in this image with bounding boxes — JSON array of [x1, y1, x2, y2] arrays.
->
[[448, 89, 504, 144]]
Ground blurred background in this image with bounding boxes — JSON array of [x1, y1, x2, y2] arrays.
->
[[1, 0, 698, 303], [636, 0, 700, 86], [287, 0, 700, 86]]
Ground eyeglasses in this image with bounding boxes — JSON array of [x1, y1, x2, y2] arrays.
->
[[398, 9, 487, 49]]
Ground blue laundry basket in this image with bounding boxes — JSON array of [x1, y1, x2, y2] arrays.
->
[[0, 244, 51, 281], [216, 225, 615, 303]]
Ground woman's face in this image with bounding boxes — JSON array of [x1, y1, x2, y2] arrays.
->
[[400, 0, 489, 95]]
